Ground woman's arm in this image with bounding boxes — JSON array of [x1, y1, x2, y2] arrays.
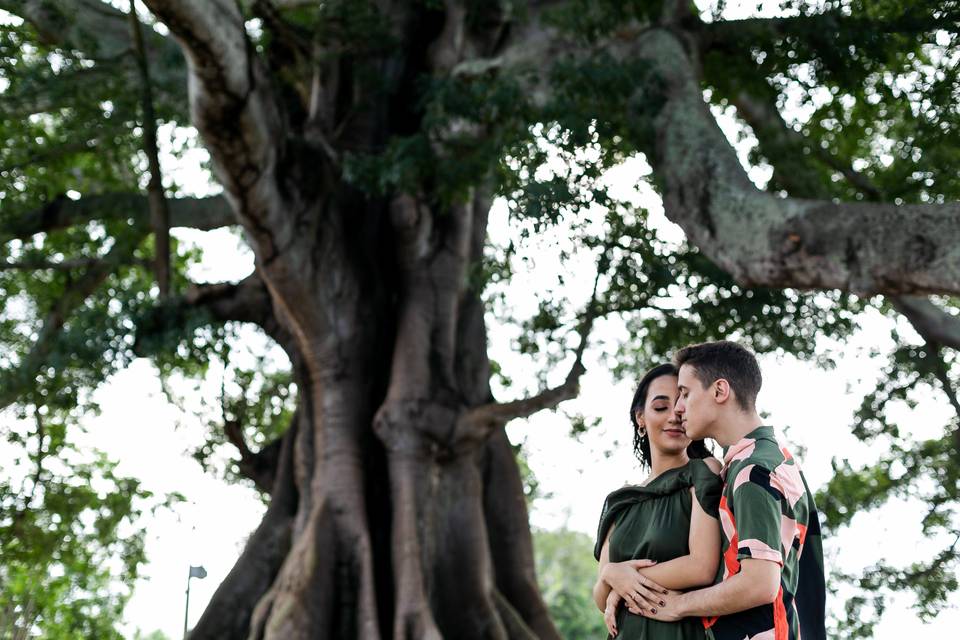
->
[[593, 527, 614, 611], [633, 485, 721, 590], [597, 527, 662, 613]]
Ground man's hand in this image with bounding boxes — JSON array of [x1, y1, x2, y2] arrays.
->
[[601, 559, 666, 615], [603, 590, 621, 636]]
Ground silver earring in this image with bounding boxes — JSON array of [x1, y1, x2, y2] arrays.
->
[[638, 427, 647, 438]]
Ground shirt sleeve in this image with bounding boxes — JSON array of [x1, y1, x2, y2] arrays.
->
[[731, 465, 785, 566]]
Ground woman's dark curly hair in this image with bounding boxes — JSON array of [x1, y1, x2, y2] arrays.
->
[[630, 363, 712, 468]]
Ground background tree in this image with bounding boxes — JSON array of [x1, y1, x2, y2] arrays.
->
[[1, 1, 959, 639], [0, 409, 173, 637], [532, 528, 607, 640]]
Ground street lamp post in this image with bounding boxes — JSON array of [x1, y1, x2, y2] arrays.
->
[[183, 565, 207, 639]]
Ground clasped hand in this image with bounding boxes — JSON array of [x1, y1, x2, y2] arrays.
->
[[601, 560, 683, 622]]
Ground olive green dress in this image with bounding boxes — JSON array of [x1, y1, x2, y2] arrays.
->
[[594, 459, 722, 640]]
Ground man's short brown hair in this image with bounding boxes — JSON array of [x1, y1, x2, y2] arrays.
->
[[673, 341, 762, 411]]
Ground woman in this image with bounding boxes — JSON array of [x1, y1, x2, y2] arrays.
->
[[593, 363, 722, 639]]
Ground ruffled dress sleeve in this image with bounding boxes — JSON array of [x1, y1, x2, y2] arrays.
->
[[687, 458, 722, 519]]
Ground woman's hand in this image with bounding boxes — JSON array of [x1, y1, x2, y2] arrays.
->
[[631, 588, 685, 621], [601, 559, 661, 613], [604, 590, 621, 636]]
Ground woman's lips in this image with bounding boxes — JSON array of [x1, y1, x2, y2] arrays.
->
[[663, 429, 687, 437]]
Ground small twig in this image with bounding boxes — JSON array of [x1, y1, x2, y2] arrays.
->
[[0, 257, 102, 272], [928, 343, 960, 456], [129, 0, 171, 297], [28, 406, 45, 507], [459, 253, 604, 428]]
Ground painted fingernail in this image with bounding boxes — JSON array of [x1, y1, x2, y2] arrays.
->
[[663, 589, 669, 594], [659, 600, 665, 606], [651, 608, 657, 614]]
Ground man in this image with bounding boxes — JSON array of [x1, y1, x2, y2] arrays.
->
[[626, 341, 826, 640]]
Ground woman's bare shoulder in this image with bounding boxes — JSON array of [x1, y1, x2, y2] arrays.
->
[[702, 457, 722, 475]]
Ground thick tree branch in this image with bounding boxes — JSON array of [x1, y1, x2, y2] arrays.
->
[[0, 231, 145, 411], [136, 273, 296, 356], [180, 275, 287, 341], [224, 419, 284, 495], [2, 0, 186, 103], [141, 0, 290, 261], [892, 298, 960, 353], [720, 83, 960, 353], [1, 193, 234, 243], [0, 139, 100, 175], [729, 90, 882, 201], [630, 28, 960, 297], [8, 0, 139, 58]]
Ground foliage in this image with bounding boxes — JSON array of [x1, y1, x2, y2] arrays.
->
[[189, 352, 297, 491], [132, 630, 172, 640], [816, 338, 960, 636], [0, 8, 204, 636], [0, 409, 179, 637], [532, 527, 607, 640]]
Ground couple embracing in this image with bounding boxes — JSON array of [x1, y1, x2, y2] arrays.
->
[[593, 341, 826, 640]]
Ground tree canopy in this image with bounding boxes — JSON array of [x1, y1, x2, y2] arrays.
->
[[1, 0, 959, 638]]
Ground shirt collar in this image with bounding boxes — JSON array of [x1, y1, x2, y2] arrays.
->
[[721, 425, 776, 467]]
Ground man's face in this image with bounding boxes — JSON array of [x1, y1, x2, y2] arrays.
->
[[675, 364, 714, 440]]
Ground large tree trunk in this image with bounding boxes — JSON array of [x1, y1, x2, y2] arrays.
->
[[185, 187, 562, 639], [132, 2, 572, 636]]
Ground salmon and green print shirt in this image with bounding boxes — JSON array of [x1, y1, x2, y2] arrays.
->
[[704, 426, 826, 640]]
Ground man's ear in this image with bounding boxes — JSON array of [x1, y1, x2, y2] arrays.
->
[[713, 379, 732, 404]]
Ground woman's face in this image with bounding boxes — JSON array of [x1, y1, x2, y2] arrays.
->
[[637, 374, 691, 457]]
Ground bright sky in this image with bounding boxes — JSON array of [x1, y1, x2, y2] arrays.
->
[[4, 0, 959, 638]]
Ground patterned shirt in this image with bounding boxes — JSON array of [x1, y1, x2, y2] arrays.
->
[[704, 426, 826, 640]]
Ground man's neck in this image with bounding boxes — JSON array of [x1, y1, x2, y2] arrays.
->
[[713, 412, 764, 448]]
